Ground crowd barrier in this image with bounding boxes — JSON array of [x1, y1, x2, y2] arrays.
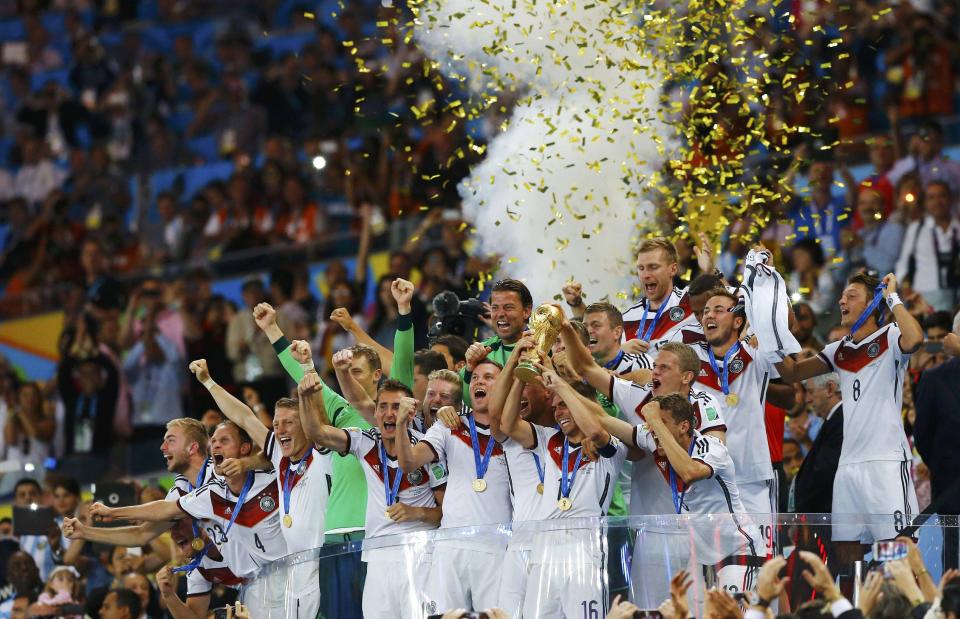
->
[[237, 513, 956, 618]]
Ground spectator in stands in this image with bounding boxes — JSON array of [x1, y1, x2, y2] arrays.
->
[[269, 267, 309, 341], [121, 572, 161, 619], [3, 381, 54, 467], [431, 334, 469, 371], [0, 552, 42, 616], [914, 310, 960, 569], [790, 302, 822, 350], [791, 373, 843, 515], [895, 180, 960, 312], [782, 438, 803, 485], [787, 152, 854, 261], [412, 349, 448, 402], [846, 184, 906, 276], [98, 588, 141, 619], [226, 277, 286, 404], [787, 238, 836, 314], [12, 479, 55, 581], [889, 122, 960, 203], [13, 137, 67, 207]]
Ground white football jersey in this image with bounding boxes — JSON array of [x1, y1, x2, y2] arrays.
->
[[633, 428, 760, 565], [177, 471, 287, 578], [622, 286, 698, 356], [264, 431, 332, 554], [421, 417, 512, 529], [525, 424, 628, 519], [503, 438, 546, 524], [692, 339, 775, 484], [186, 552, 245, 597], [604, 350, 655, 375], [818, 324, 913, 465], [610, 376, 727, 514], [344, 427, 445, 541]]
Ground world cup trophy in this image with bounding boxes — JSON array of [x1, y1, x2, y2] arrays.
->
[[514, 304, 565, 383]]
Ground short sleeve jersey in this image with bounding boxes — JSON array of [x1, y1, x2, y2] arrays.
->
[[610, 376, 726, 514], [264, 431, 332, 554], [421, 416, 512, 528], [691, 339, 776, 484], [187, 553, 245, 597], [502, 437, 545, 523], [622, 287, 698, 356], [818, 323, 913, 465], [344, 427, 446, 540], [526, 424, 628, 519], [166, 458, 215, 501], [632, 428, 760, 564], [177, 471, 287, 577]]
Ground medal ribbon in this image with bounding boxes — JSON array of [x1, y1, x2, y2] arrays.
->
[[559, 437, 585, 500], [282, 452, 309, 518], [188, 460, 209, 545], [603, 349, 625, 371], [638, 295, 671, 342], [468, 414, 496, 481], [222, 472, 255, 540], [378, 441, 403, 507], [846, 284, 886, 342], [707, 342, 741, 396], [171, 543, 211, 574], [532, 453, 545, 486], [668, 439, 697, 514]]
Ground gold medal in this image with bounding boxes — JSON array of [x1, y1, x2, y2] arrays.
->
[[385, 510, 392, 519], [536, 483, 544, 495], [472, 478, 487, 492], [557, 497, 572, 511], [725, 393, 739, 406], [191, 538, 205, 552], [282, 514, 293, 528]]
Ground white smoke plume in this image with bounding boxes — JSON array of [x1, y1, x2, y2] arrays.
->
[[412, 0, 671, 305]]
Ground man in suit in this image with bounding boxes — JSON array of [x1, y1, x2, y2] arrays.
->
[[792, 373, 844, 515], [914, 310, 960, 569]]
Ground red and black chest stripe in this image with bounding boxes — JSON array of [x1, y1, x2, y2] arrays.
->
[[834, 332, 890, 373], [210, 483, 279, 527], [452, 426, 505, 457]]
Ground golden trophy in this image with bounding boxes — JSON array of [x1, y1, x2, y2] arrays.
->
[[514, 304, 565, 383]]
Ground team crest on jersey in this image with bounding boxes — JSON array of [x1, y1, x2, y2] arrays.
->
[[407, 469, 424, 485], [259, 495, 276, 512], [669, 306, 685, 322], [867, 342, 880, 358], [431, 464, 446, 479], [729, 359, 744, 374], [705, 406, 719, 421]]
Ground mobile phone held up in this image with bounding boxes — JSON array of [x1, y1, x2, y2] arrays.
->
[[873, 540, 908, 562]]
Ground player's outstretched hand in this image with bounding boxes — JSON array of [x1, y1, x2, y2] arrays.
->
[[252, 303, 277, 331], [188, 359, 211, 384], [332, 349, 354, 372], [61, 516, 84, 540], [881, 273, 897, 297], [88, 502, 115, 523], [606, 594, 641, 619], [622, 339, 651, 354], [465, 342, 493, 371], [437, 406, 462, 430], [290, 340, 313, 365]]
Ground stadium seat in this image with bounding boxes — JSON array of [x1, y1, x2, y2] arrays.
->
[[0, 18, 25, 42], [182, 161, 235, 199], [30, 68, 71, 94], [186, 135, 221, 162]]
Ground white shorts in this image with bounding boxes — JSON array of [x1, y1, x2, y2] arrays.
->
[[240, 568, 288, 619], [362, 553, 431, 619], [738, 479, 776, 556], [426, 543, 504, 614], [523, 552, 607, 619], [832, 460, 919, 543], [630, 530, 690, 609], [497, 545, 530, 619]]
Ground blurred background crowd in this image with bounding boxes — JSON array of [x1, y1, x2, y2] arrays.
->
[[0, 0, 957, 615]]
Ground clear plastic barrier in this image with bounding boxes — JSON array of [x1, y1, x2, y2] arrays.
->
[[239, 513, 955, 618]]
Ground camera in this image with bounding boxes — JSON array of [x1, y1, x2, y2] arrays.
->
[[427, 291, 489, 344]]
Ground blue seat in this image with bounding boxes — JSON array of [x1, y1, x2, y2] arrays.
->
[[182, 161, 234, 199], [186, 135, 220, 162], [167, 108, 196, 135], [0, 18, 25, 42], [39, 12, 66, 37], [140, 25, 174, 54], [31, 68, 71, 93]]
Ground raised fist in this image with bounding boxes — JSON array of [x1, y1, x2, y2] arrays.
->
[[298, 371, 323, 395], [189, 359, 211, 384], [465, 343, 492, 372], [330, 308, 356, 330], [562, 281, 583, 306], [437, 406, 462, 430], [391, 278, 415, 314], [332, 349, 354, 372], [252, 303, 277, 331], [290, 340, 313, 364]]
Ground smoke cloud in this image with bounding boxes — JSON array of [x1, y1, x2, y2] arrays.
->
[[413, 0, 670, 305]]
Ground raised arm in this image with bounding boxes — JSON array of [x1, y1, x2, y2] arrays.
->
[[499, 380, 536, 449], [62, 516, 172, 548], [395, 397, 438, 472], [562, 280, 586, 321], [157, 567, 209, 619], [297, 371, 348, 453], [330, 308, 394, 371], [775, 353, 830, 384], [189, 359, 268, 448], [542, 369, 610, 447], [389, 278, 416, 388], [332, 349, 376, 424], [88, 498, 186, 524], [641, 402, 711, 484], [558, 319, 611, 398], [883, 273, 924, 353]]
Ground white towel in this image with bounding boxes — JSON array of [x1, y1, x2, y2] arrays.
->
[[740, 249, 802, 363]]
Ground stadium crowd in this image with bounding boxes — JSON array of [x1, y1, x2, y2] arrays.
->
[[0, 0, 959, 617]]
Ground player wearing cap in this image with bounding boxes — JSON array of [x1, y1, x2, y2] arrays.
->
[[189, 356, 329, 619], [89, 421, 288, 617], [394, 358, 510, 613], [564, 324, 727, 606], [776, 272, 923, 563], [621, 235, 713, 356], [496, 359, 629, 618], [299, 374, 445, 619], [600, 394, 763, 592]]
